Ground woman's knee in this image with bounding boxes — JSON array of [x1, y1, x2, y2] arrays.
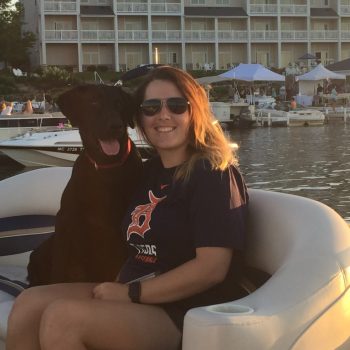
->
[[8, 287, 43, 324], [39, 299, 87, 347]]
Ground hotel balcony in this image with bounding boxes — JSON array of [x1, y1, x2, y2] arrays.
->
[[341, 31, 350, 40], [44, 1, 77, 13], [310, 30, 338, 41], [280, 4, 308, 15], [184, 30, 216, 42], [81, 30, 115, 41], [45, 30, 78, 41], [184, 0, 235, 6], [118, 30, 148, 41], [152, 30, 182, 41], [340, 1, 350, 15], [115, 2, 181, 14], [249, 4, 278, 15], [250, 30, 278, 41], [217, 30, 248, 42], [281, 30, 308, 41], [81, 0, 113, 5]]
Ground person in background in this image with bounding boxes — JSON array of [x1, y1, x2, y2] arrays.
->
[[0, 101, 6, 114], [22, 99, 33, 114], [290, 97, 297, 110], [331, 86, 337, 111], [7, 66, 249, 350], [1, 102, 13, 115]]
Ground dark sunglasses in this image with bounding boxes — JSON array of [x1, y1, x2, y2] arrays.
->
[[140, 97, 190, 116]]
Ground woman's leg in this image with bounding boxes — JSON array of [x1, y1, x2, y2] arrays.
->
[[39, 299, 182, 350], [6, 283, 96, 350]]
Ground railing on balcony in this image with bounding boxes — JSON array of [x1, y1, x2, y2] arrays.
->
[[217, 30, 248, 41], [152, 30, 182, 41], [116, 2, 147, 12], [184, 30, 215, 41], [115, 2, 181, 13], [310, 30, 338, 40], [184, 0, 235, 7], [118, 30, 148, 40], [151, 3, 181, 13], [281, 30, 308, 40], [44, 1, 77, 12], [280, 5, 308, 15], [80, 0, 113, 5], [45, 30, 78, 41], [81, 30, 115, 41], [310, 0, 329, 7], [341, 31, 350, 40], [250, 4, 278, 15], [340, 4, 350, 15], [250, 30, 278, 41]]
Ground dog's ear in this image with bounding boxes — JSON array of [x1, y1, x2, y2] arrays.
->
[[57, 86, 87, 126], [119, 88, 137, 129]]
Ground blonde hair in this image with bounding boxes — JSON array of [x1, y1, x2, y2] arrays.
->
[[134, 66, 237, 181]]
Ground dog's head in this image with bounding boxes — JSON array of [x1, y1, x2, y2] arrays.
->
[[57, 85, 136, 164]]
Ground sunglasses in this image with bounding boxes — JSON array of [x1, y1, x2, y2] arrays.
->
[[140, 97, 190, 116]]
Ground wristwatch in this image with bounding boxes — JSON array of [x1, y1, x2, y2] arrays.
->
[[128, 281, 141, 303]]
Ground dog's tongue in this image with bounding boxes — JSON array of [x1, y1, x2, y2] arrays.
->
[[99, 139, 120, 156]]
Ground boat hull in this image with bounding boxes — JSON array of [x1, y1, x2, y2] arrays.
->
[[0, 113, 67, 142], [0, 147, 80, 167]]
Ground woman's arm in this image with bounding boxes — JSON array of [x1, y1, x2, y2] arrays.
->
[[93, 247, 233, 303]]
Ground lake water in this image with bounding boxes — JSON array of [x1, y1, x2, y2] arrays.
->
[[231, 123, 350, 222], [1, 123, 350, 222]]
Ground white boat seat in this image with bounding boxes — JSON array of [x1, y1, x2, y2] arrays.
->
[[0, 168, 350, 350], [183, 189, 350, 350]]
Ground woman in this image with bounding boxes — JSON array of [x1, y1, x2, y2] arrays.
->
[[6, 66, 249, 350]]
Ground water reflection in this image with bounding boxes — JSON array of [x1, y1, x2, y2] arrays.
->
[[231, 124, 350, 222]]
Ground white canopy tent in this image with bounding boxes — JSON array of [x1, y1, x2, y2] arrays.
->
[[219, 63, 285, 82], [296, 63, 346, 95]]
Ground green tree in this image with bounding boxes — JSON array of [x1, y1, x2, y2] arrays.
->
[[0, 1, 36, 69]]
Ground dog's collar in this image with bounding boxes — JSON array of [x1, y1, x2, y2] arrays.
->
[[85, 138, 131, 170]]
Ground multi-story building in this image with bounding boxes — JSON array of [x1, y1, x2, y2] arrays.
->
[[21, 0, 350, 72]]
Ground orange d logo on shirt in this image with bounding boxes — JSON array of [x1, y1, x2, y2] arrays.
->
[[126, 190, 166, 241]]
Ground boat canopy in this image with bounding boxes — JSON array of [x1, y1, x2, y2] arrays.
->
[[219, 63, 285, 82]]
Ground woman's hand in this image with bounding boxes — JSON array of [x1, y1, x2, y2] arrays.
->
[[92, 282, 130, 302]]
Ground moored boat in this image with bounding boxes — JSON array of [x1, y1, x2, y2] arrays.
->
[[0, 127, 151, 167], [0, 112, 67, 142], [257, 108, 326, 127]]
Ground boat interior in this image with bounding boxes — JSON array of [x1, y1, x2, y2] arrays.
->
[[0, 168, 350, 349]]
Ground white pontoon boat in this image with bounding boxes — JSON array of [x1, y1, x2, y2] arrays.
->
[[0, 128, 150, 167], [0, 113, 67, 142], [0, 168, 349, 349]]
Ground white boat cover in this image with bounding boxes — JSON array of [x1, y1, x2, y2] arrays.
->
[[0, 168, 350, 349]]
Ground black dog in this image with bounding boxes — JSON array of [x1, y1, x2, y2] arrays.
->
[[27, 85, 143, 285]]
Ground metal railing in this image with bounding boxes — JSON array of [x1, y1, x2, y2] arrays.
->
[[152, 30, 182, 41], [280, 4, 308, 15], [251, 30, 278, 41], [44, 1, 77, 12], [45, 30, 78, 41], [310, 30, 339, 40], [118, 30, 148, 40], [115, 2, 181, 13], [217, 30, 248, 41], [250, 4, 278, 14], [81, 30, 115, 41], [281, 30, 308, 40]]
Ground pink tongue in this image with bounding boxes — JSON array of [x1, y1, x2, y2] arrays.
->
[[99, 139, 120, 156]]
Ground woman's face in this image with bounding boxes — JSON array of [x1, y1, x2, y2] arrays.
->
[[141, 79, 191, 165]]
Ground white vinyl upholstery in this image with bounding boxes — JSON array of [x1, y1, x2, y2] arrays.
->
[[1, 168, 350, 349], [182, 189, 350, 350]]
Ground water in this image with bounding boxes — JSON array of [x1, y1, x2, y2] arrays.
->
[[1, 123, 350, 221], [231, 123, 350, 222]]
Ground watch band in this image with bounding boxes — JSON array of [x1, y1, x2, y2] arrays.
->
[[128, 281, 141, 303]]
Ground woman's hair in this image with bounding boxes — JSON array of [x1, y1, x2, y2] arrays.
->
[[134, 66, 237, 181]]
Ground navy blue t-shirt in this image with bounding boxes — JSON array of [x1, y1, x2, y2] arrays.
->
[[119, 156, 249, 306]]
